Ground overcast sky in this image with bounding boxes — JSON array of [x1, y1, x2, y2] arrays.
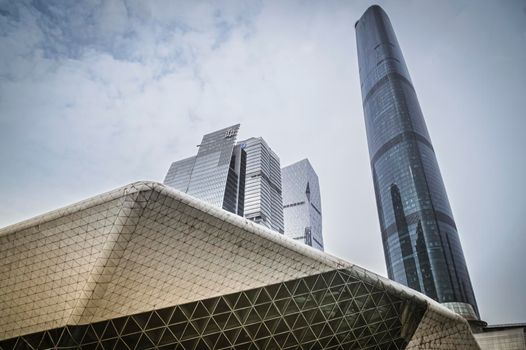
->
[[1, 0, 525, 325]]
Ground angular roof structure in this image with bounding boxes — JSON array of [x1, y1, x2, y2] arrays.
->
[[0, 182, 479, 349]]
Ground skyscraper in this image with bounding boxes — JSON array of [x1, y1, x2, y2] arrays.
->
[[237, 137, 284, 233], [164, 124, 246, 215], [356, 5, 480, 321], [282, 159, 323, 251]]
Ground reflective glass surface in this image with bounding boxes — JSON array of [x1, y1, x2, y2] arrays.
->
[[237, 137, 284, 233], [164, 156, 196, 192], [282, 159, 323, 251], [163, 125, 245, 215], [356, 5, 478, 318]]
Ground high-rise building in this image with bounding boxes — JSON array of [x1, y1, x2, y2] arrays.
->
[[237, 137, 284, 233], [164, 124, 246, 216], [474, 324, 526, 350], [0, 181, 481, 349], [282, 159, 323, 251], [355, 5, 480, 321]]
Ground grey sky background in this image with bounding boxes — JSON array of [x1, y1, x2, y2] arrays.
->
[[1, 0, 525, 324]]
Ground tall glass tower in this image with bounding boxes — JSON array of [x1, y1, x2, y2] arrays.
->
[[355, 5, 480, 320], [282, 159, 323, 251], [164, 124, 246, 215], [237, 137, 284, 233]]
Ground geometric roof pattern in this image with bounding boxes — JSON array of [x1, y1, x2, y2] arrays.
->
[[0, 182, 479, 348], [0, 269, 419, 350]]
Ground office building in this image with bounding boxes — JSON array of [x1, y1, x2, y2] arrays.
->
[[0, 181, 480, 349], [282, 159, 323, 251], [475, 323, 526, 350], [165, 126, 285, 234], [164, 124, 246, 216], [355, 5, 480, 321], [237, 137, 284, 233]]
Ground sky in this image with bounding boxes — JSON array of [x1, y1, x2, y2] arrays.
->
[[1, 0, 525, 325]]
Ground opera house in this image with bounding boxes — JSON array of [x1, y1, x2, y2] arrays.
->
[[0, 182, 479, 349]]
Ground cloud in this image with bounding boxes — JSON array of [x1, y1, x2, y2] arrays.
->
[[0, 0, 261, 172]]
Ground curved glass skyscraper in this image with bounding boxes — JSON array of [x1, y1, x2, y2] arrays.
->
[[355, 5, 480, 320]]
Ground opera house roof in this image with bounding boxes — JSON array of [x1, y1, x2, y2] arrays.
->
[[0, 182, 479, 349]]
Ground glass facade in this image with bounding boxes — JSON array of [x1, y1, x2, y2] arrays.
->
[[164, 125, 245, 215], [355, 5, 479, 319], [282, 159, 323, 251], [163, 156, 196, 192], [237, 137, 284, 233]]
